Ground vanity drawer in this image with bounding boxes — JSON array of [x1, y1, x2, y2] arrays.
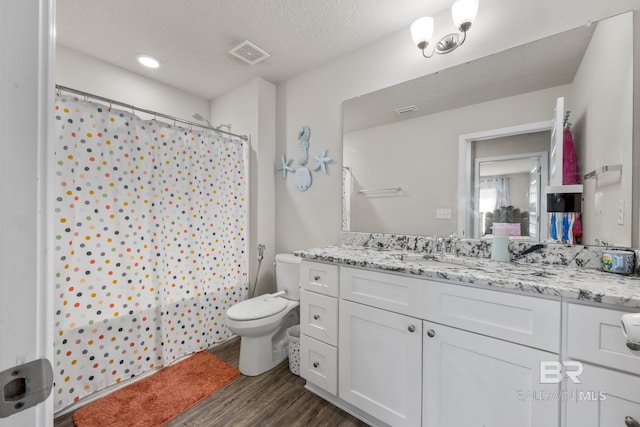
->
[[300, 261, 339, 297], [300, 289, 338, 346], [300, 335, 337, 395], [423, 282, 560, 352], [340, 267, 425, 317], [567, 304, 640, 376]]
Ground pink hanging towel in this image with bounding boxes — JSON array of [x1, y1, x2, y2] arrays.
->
[[563, 121, 582, 243], [563, 128, 580, 185]]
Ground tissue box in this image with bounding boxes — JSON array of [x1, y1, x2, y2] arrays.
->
[[493, 223, 521, 236]]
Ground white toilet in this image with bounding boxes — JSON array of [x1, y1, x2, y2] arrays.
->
[[225, 253, 300, 376]]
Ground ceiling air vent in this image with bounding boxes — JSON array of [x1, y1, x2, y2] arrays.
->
[[394, 105, 418, 114], [229, 40, 270, 65]]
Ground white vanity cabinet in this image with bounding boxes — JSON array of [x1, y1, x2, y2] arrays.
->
[[298, 256, 639, 427], [338, 267, 424, 427], [565, 304, 640, 426], [299, 261, 339, 395], [422, 321, 559, 427]]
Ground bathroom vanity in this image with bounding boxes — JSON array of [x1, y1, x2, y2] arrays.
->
[[296, 239, 640, 427]]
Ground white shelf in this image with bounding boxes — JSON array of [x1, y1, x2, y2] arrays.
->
[[545, 184, 583, 194]]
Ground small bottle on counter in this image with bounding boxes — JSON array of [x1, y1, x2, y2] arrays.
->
[[491, 225, 510, 262]]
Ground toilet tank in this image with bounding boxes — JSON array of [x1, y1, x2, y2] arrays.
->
[[275, 253, 301, 301]]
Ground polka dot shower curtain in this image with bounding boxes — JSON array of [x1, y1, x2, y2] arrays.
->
[[52, 94, 248, 411]]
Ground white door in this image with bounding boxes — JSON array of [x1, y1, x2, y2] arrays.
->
[[422, 321, 560, 427], [529, 155, 548, 242], [339, 300, 422, 427], [0, 0, 54, 426], [549, 97, 565, 186], [566, 363, 640, 427]]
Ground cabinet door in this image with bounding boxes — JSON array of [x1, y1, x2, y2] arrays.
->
[[566, 363, 640, 427], [339, 300, 422, 427], [423, 321, 559, 427]]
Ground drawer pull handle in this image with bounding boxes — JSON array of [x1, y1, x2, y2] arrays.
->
[[313, 314, 320, 320], [626, 341, 640, 351], [313, 362, 320, 368], [626, 416, 640, 427], [427, 329, 436, 338], [408, 325, 416, 333], [313, 275, 321, 281]]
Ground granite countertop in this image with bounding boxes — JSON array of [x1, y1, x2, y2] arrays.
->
[[295, 245, 640, 309]]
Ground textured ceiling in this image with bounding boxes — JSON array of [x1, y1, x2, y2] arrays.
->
[[55, 0, 453, 99]]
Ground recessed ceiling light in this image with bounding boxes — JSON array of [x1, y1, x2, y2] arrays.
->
[[136, 54, 161, 69]]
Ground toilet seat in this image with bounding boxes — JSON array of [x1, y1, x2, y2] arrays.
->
[[226, 296, 288, 321]]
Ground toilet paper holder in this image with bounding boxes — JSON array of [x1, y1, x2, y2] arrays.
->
[[621, 313, 640, 351]]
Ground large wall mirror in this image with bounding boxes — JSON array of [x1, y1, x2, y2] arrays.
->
[[342, 11, 635, 247]]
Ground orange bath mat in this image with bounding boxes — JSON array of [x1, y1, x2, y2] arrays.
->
[[73, 351, 240, 427]]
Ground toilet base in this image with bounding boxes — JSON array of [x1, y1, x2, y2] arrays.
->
[[238, 335, 288, 376], [237, 308, 299, 376]]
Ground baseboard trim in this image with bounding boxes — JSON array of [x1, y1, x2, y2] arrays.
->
[[304, 383, 390, 427]]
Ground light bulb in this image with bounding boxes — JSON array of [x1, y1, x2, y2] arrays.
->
[[410, 17, 435, 49], [452, 0, 479, 32]]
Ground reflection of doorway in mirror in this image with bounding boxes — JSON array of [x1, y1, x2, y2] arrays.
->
[[459, 122, 554, 241], [469, 129, 551, 241], [476, 155, 544, 240]]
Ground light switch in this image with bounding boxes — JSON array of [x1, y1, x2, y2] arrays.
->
[[617, 200, 625, 225], [594, 192, 603, 216]]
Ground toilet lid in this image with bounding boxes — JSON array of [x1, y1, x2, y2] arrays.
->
[[226, 296, 288, 321]]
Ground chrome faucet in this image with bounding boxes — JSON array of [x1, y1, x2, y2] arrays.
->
[[445, 233, 458, 256], [433, 234, 458, 256]]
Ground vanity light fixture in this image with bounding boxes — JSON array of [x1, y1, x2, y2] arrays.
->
[[136, 54, 161, 69], [410, 0, 479, 58]]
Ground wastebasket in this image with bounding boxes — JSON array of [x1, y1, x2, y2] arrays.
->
[[286, 325, 301, 375]]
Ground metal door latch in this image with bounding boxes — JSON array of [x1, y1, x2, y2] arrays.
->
[[0, 358, 53, 418]]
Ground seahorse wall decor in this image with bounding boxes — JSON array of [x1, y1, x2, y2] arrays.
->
[[298, 126, 310, 165]]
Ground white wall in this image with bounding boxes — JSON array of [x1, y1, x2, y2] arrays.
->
[[56, 46, 210, 121], [275, 0, 640, 253], [343, 86, 565, 235], [211, 78, 277, 295], [570, 12, 634, 246]]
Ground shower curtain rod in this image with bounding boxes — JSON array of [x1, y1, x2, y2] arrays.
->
[[55, 84, 249, 141]]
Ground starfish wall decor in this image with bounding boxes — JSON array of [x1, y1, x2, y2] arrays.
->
[[277, 155, 294, 179]]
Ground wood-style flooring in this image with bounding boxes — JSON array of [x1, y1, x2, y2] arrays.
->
[[54, 337, 370, 426]]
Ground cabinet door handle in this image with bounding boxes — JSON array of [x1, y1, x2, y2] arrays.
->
[[626, 416, 640, 427], [426, 329, 436, 338], [313, 362, 320, 368], [626, 341, 640, 351], [408, 325, 416, 333], [313, 314, 320, 320], [313, 275, 321, 281]]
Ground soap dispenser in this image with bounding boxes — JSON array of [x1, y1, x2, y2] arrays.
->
[[491, 224, 510, 262]]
